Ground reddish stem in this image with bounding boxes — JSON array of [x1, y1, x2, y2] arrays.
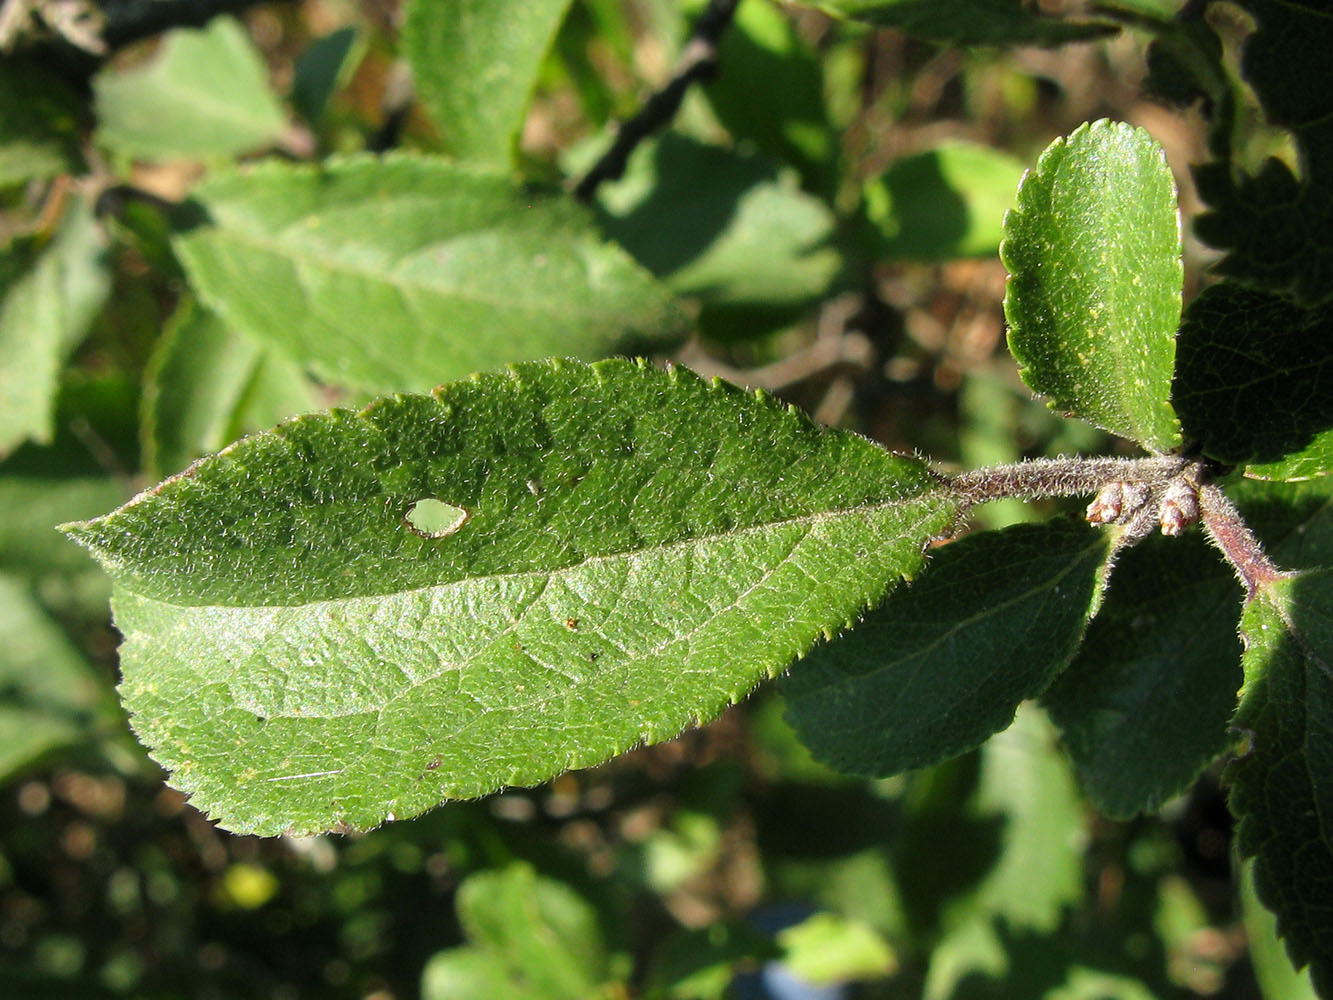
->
[[1198, 482, 1289, 598]]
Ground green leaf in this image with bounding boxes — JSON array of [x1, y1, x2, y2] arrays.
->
[[1191, 0, 1333, 304], [1042, 532, 1241, 818], [0, 472, 117, 563], [782, 520, 1112, 778], [595, 134, 843, 341], [642, 923, 780, 1000], [963, 706, 1086, 933], [1174, 282, 1333, 481], [0, 574, 118, 783], [422, 863, 615, 1000], [1227, 570, 1333, 995], [173, 154, 689, 394], [93, 16, 286, 161], [1237, 474, 1333, 572], [0, 60, 84, 186], [807, 0, 1117, 47], [898, 705, 1085, 948], [1002, 120, 1183, 452], [142, 298, 321, 477], [0, 196, 112, 458], [865, 141, 1026, 262], [1240, 860, 1321, 1000], [62, 359, 960, 834], [291, 27, 363, 126], [777, 912, 897, 984], [687, 0, 837, 196], [403, 0, 574, 168]]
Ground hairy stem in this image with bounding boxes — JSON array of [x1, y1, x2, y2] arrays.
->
[[949, 455, 1187, 506], [1198, 482, 1290, 598], [572, 0, 741, 201]]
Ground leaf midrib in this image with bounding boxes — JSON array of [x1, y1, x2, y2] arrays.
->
[[122, 487, 955, 612]]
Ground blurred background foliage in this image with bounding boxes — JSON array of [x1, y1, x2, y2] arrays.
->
[[0, 0, 1314, 996]]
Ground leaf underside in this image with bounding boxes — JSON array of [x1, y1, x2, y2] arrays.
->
[[1002, 119, 1183, 453], [65, 359, 960, 835]]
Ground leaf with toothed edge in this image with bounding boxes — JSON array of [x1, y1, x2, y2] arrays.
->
[[1002, 120, 1183, 453], [61, 358, 961, 835], [1228, 570, 1333, 995]]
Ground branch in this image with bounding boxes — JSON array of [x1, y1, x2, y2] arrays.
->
[[949, 455, 1187, 506], [572, 0, 741, 202]]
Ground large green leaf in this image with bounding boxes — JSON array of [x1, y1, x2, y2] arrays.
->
[[782, 520, 1111, 778], [1042, 532, 1241, 818], [1002, 120, 1183, 452], [93, 16, 286, 161], [63, 359, 960, 834], [142, 298, 320, 477], [806, 0, 1116, 46], [173, 155, 689, 394], [403, 0, 573, 168], [1227, 570, 1333, 995], [0, 196, 112, 457], [1174, 282, 1333, 481]]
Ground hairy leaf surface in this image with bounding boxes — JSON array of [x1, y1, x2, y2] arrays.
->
[[1174, 283, 1333, 481], [1226, 475, 1333, 990], [63, 359, 959, 835], [1002, 120, 1183, 452], [403, 0, 573, 168], [93, 16, 286, 160], [173, 155, 688, 393], [782, 520, 1112, 777]]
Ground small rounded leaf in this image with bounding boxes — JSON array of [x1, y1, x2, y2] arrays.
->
[[1002, 120, 1183, 452]]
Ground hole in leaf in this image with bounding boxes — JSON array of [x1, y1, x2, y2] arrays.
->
[[405, 498, 469, 538]]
